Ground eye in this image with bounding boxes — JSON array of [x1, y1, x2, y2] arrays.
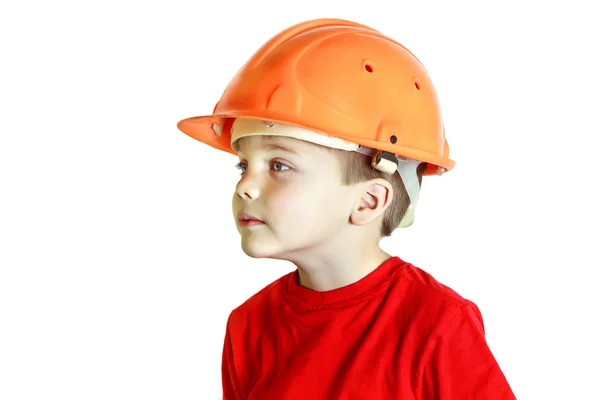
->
[[235, 162, 247, 174], [271, 161, 291, 172]]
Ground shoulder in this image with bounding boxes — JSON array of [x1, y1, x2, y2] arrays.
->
[[401, 263, 468, 302], [397, 265, 516, 398], [394, 262, 485, 333]]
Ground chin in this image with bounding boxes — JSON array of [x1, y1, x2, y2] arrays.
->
[[241, 239, 314, 265], [240, 239, 280, 259]]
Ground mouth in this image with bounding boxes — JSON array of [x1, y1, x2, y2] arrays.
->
[[237, 212, 265, 227]]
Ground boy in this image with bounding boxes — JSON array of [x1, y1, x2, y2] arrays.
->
[[177, 18, 515, 399]]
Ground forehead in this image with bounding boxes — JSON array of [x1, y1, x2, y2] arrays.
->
[[234, 135, 328, 156]]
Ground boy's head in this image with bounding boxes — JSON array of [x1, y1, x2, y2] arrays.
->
[[177, 18, 455, 260], [229, 118, 424, 261]]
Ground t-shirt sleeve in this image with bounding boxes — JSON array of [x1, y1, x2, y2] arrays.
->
[[419, 304, 516, 400], [221, 314, 245, 400]]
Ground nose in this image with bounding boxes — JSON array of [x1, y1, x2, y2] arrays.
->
[[235, 172, 261, 200]]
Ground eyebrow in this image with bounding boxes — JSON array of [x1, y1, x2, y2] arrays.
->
[[263, 142, 299, 155], [234, 136, 299, 155]]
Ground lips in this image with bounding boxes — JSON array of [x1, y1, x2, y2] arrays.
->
[[237, 212, 265, 227]]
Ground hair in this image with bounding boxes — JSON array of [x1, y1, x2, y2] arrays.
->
[[329, 149, 426, 237]]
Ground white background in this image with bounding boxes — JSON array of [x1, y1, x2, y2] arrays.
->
[[1, 0, 599, 399]]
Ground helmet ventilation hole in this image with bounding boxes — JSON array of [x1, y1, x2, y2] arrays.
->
[[365, 64, 374, 73], [390, 135, 397, 144], [414, 81, 421, 90]]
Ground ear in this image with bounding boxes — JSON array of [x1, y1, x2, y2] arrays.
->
[[349, 178, 393, 227]]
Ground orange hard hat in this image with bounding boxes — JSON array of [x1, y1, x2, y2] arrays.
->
[[177, 18, 455, 176]]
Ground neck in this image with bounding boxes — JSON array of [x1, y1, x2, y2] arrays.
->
[[287, 232, 392, 292]]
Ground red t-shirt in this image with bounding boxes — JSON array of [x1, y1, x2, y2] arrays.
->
[[222, 256, 515, 399]]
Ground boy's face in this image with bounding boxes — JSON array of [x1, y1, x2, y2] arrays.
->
[[232, 135, 358, 260]]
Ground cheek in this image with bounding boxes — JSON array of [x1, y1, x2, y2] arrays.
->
[[263, 184, 303, 220], [267, 181, 350, 224], [322, 188, 354, 220]]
